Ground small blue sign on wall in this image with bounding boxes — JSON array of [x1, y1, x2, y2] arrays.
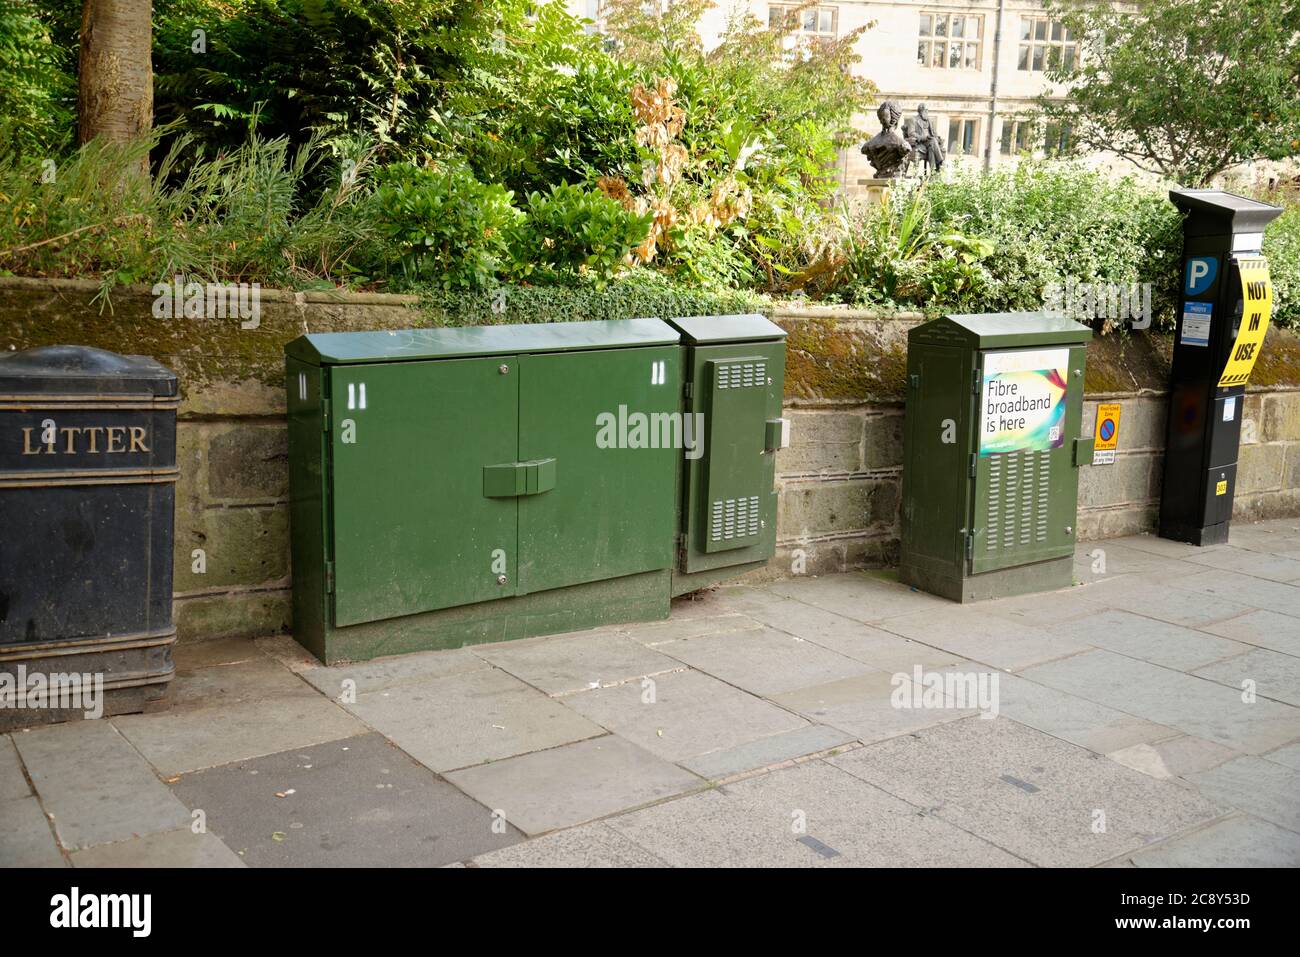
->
[[1184, 256, 1218, 295]]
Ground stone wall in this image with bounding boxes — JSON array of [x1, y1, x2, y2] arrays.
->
[[4, 278, 1300, 642]]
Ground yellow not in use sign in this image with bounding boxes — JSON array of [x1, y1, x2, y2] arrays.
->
[[1219, 257, 1272, 388]]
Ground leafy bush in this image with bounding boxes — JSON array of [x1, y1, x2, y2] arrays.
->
[[922, 162, 1184, 328], [414, 269, 769, 327], [514, 182, 652, 286], [1263, 200, 1300, 330], [371, 163, 521, 290], [0, 0, 73, 158]]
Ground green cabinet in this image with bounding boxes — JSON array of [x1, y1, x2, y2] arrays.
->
[[286, 319, 684, 662], [900, 313, 1091, 602], [287, 315, 788, 663], [667, 315, 787, 591]]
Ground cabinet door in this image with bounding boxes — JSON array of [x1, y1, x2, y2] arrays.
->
[[517, 346, 679, 594], [681, 342, 785, 573], [970, 345, 1085, 574], [328, 357, 518, 626]]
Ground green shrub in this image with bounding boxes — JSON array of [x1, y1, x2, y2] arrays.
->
[[1263, 201, 1300, 330], [513, 182, 652, 286], [924, 162, 1184, 329], [413, 269, 769, 327], [371, 162, 521, 291]]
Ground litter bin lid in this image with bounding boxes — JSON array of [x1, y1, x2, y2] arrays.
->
[[286, 317, 679, 365], [911, 312, 1092, 349], [0, 345, 178, 396], [667, 314, 785, 344]]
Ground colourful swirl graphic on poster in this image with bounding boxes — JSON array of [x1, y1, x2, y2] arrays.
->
[[979, 348, 1070, 456]]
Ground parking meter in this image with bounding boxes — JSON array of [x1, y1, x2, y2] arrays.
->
[[1159, 190, 1282, 545]]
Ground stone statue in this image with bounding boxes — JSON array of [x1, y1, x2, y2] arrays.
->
[[904, 104, 945, 175], [860, 101, 911, 179]]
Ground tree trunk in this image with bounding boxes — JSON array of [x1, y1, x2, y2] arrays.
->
[[78, 0, 153, 170]]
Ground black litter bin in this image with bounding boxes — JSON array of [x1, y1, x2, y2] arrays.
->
[[0, 346, 178, 728]]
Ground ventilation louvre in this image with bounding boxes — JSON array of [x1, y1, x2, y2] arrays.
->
[[710, 495, 760, 544]]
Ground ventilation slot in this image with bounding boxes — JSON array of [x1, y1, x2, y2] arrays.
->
[[710, 495, 760, 543], [715, 361, 766, 390], [984, 449, 1054, 554]]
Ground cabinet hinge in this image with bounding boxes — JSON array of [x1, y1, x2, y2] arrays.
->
[[965, 533, 974, 560], [972, 367, 980, 394], [969, 452, 977, 478], [321, 397, 331, 433], [325, 560, 335, 593], [683, 381, 694, 401]]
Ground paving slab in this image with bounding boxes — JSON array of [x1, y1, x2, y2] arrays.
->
[[170, 732, 521, 867], [1181, 545, 1300, 584], [1227, 521, 1300, 552], [1072, 541, 1206, 585], [830, 716, 1224, 867], [1263, 740, 1300, 770], [300, 647, 487, 698], [71, 828, 246, 868], [770, 669, 977, 744], [470, 822, 669, 868], [1111, 534, 1232, 560], [473, 630, 682, 696], [0, 734, 31, 801], [563, 668, 807, 763], [1105, 735, 1239, 780], [172, 636, 265, 672], [654, 625, 873, 697], [1074, 576, 1253, 628], [1119, 814, 1300, 867], [1193, 647, 1300, 707], [1198, 609, 1300, 656], [113, 667, 367, 777], [994, 673, 1175, 755], [979, 589, 1100, 626], [625, 613, 758, 645], [604, 759, 1027, 867], [445, 735, 702, 836], [0, 795, 65, 866], [1048, 609, 1249, 672], [876, 607, 1088, 672], [14, 720, 191, 850], [734, 599, 963, 672], [1021, 649, 1300, 754], [1185, 755, 1300, 832], [343, 667, 604, 773], [766, 573, 950, 622], [1169, 569, 1300, 618], [682, 724, 858, 780], [254, 634, 322, 673]]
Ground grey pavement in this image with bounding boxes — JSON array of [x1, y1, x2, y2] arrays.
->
[[3, 518, 1300, 868]]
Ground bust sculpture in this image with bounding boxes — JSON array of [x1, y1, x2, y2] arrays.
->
[[860, 101, 911, 179]]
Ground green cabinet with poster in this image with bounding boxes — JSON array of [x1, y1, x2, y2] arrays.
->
[[899, 312, 1092, 602]]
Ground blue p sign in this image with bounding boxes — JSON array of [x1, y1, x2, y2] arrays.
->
[[1185, 256, 1218, 296]]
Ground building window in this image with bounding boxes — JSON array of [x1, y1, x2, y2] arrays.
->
[[1043, 121, 1072, 156], [999, 119, 1033, 155], [918, 12, 983, 69], [1018, 17, 1078, 71], [769, 4, 838, 40], [947, 117, 981, 156]]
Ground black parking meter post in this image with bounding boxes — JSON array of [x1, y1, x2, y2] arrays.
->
[[1159, 190, 1282, 546]]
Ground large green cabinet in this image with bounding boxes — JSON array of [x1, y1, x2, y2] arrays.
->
[[286, 316, 786, 663]]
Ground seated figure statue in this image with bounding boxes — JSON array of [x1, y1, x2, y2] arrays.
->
[[903, 104, 945, 175], [860, 101, 911, 179]]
